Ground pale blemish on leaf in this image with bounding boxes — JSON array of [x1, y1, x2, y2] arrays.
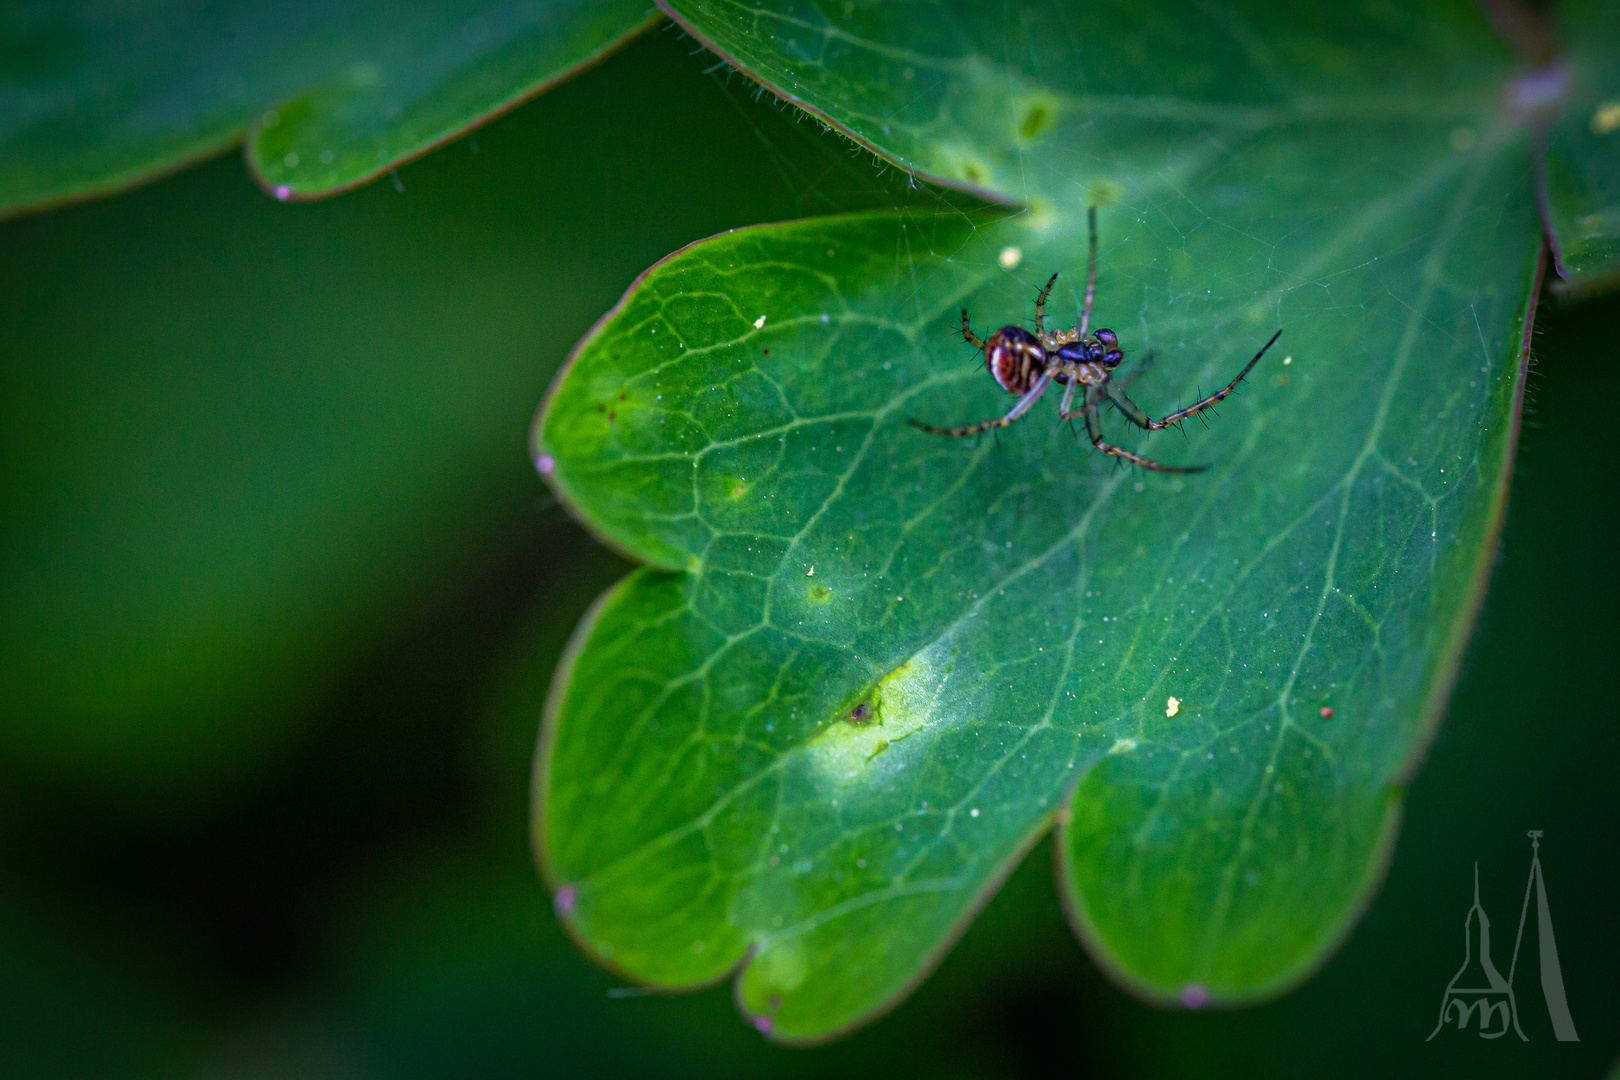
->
[[751, 938, 810, 994], [1014, 91, 1062, 144], [807, 657, 933, 783], [932, 142, 995, 189]]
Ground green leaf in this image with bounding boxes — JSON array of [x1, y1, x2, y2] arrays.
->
[[1544, 0, 1620, 293], [0, 0, 657, 216], [534, 0, 1567, 1039]]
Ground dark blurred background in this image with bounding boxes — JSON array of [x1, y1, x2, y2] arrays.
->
[[0, 24, 1614, 1080]]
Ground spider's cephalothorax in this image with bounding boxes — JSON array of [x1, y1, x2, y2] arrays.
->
[[909, 208, 1281, 474]]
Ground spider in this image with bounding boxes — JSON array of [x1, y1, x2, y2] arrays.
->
[[909, 208, 1282, 474]]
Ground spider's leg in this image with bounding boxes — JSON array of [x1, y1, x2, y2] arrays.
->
[[1056, 383, 1082, 443], [1072, 384, 1207, 473], [1079, 206, 1099, 338], [1058, 378, 1083, 440], [1144, 329, 1281, 430], [1107, 378, 1192, 442], [1034, 272, 1059, 336], [910, 372, 1053, 438], [1103, 376, 1152, 429], [1057, 374, 1079, 418], [960, 308, 986, 350], [1058, 379, 1093, 424]]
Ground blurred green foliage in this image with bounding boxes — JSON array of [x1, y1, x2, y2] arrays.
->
[[0, 0, 657, 213], [0, 12, 1614, 1080], [0, 25, 899, 800]]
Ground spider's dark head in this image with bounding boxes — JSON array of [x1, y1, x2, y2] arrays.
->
[[985, 325, 1046, 394], [1093, 328, 1125, 369]]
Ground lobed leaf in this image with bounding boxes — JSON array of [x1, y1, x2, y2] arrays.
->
[[532, 0, 1588, 1039], [0, 0, 656, 215]]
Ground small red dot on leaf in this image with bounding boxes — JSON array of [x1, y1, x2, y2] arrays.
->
[[1320, 706, 1334, 719]]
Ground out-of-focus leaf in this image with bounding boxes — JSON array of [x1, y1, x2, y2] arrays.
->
[[534, 0, 1558, 1039], [0, 891, 202, 1079], [1544, 0, 1620, 293], [0, 29, 899, 797], [0, 0, 657, 215]]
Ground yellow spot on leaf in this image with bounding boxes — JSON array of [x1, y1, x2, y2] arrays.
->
[[1592, 100, 1620, 135], [1108, 738, 1138, 755], [998, 245, 1023, 270], [1086, 178, 1124, 209], [1014, 92, 1061, 144], [1166, 696, 1181, 718]]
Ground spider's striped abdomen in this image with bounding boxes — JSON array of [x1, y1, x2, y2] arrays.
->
[[985, 325, 1046, 394]]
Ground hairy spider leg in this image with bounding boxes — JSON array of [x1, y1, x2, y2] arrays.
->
[[1061, 384, 1207, 473], [959, 308, 986, 350], [909, 371, 1055, 438], [1033, 272, 1060, 336], [1110, 329, 1281, 431], [1079, 206, 1099, 338]]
